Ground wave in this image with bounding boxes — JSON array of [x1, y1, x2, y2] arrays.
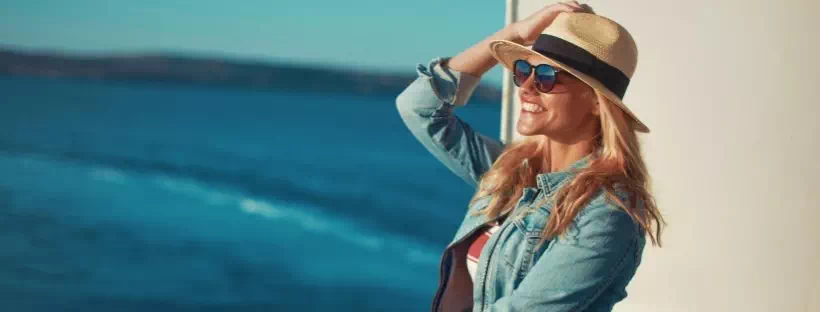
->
[[0, 163, 438, 310], [6, 150, 441, 266], [0, 139, 458, 248], [148, 173, 437, 262]]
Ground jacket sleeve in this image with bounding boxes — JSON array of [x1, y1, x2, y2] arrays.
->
[[486, 205, 642, 312], [395, 56, 505, 189]]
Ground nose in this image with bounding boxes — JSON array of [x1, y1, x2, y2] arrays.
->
[[518, 72, 539, 96]]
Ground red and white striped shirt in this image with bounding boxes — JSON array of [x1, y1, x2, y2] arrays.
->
[[466, 217, 506, 282]]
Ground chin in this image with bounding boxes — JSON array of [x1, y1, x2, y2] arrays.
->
[[518, 123, 559, 139], [516, 124, 543, 137]]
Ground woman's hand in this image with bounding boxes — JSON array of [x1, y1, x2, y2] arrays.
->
[[446, 1, 590, 78], [510, 1, 588, 46]]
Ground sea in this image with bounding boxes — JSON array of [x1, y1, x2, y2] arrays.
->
[[0, 76, 501, 311]]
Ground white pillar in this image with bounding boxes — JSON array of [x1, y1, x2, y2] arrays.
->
[[503, 1, 820, 311]]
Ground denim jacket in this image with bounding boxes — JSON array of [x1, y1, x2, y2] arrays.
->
[[395, 57, 646, 312]]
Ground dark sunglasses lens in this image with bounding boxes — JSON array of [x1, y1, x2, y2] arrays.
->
[[533, 64, 557, 93], [513, 60, 531, 87]]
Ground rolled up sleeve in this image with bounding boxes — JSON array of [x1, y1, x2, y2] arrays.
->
[[425, 56, 482, 107], [395, 56, 503, 188]]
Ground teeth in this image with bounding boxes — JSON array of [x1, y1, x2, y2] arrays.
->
[[522, 102, 545, 113]]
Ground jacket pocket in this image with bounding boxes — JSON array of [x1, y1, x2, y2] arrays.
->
[[512, 204, 550, 238]]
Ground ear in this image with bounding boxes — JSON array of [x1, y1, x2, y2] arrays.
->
[[589, 91, 600, 116], [591, 101, 600, 117]]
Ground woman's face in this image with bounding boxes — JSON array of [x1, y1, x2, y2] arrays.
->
[[516, 55, 600, 141]]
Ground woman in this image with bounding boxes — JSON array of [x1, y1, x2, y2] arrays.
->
[[396, 1, 664, 311]]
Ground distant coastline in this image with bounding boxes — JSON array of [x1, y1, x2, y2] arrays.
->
[[0, 47, 501, 103]]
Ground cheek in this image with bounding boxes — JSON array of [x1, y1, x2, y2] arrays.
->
[[543, 95, 593, 126]]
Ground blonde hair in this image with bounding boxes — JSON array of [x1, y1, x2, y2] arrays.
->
[[468, 90, 665, 248]]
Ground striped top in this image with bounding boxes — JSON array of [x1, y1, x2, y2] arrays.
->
[[466, 216, 507, 282]]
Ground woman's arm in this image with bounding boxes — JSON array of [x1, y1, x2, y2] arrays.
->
[[394, 26, 520, 188], [447, 26, 522, 79], [395, 54, 506, 189], [395, 1, 587, 188]]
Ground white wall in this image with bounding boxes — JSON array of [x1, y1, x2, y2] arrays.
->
[[505, 1, 820, 311]]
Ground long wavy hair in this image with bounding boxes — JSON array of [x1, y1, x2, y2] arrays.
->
[[468, 90, 665, 248]]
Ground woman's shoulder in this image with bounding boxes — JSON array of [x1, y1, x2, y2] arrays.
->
[[572, 186, 642, 240]]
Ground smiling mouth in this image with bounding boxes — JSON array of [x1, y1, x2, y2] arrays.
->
[[521, 102, 545, 113]]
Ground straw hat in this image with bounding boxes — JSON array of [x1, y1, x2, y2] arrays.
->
[[489, 12, 649, 133]]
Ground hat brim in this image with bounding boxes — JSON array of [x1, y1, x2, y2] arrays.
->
[[488, 39, 650, 133]]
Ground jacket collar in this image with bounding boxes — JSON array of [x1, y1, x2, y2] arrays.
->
[[536, 152, 596, 194]]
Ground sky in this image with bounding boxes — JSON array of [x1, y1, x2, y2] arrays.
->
[[0, 0, 507, 83]]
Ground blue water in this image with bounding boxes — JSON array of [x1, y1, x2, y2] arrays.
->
[[0, 76, 501, 311]]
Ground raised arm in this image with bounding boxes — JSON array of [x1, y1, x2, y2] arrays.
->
[[395, 57, 502, 189], [395, 25, 526, 189], [395, 0, 588, 188]]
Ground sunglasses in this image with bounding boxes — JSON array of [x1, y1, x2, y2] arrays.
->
[[512, 59, 564, 93]]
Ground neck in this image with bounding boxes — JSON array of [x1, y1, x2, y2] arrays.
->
[[546, 114, 601, 172], [536, 126, 598, 172]]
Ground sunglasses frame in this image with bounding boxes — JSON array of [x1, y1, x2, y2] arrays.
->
[[512, 59, 565, 94]]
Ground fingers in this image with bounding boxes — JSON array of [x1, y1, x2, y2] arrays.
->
[[558, 0, 585, 12]]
